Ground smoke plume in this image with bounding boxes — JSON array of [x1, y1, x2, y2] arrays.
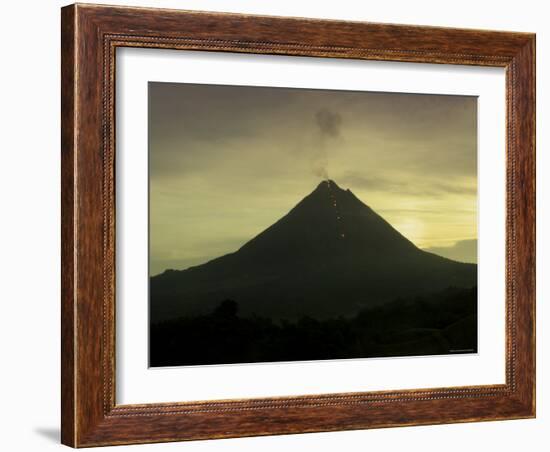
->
[[315, 109, 342, 138], [312, 109, 342, 179]]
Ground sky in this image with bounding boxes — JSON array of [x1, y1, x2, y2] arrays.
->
[[149, 82, 477, 276]]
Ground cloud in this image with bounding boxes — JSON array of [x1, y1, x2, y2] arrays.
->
[[340, 171, 476, 198], [424, 239, 477, 263]]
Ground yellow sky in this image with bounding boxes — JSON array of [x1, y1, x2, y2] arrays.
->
[[149, 83, 477, 275]]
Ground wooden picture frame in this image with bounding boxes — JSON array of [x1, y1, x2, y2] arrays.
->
[[61, 3, 535, 447]]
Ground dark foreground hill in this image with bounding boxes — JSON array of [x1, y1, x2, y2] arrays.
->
[[150, 180, 477, 323], [150, 286, 477, 366]]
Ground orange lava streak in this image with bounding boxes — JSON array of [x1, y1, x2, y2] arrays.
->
[[325, 180, 346, 239]]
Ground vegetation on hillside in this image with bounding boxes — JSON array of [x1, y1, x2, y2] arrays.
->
[[150, 286, 477, 367]]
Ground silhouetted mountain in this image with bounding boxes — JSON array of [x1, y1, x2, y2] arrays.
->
[[151, 180, 477, 322]]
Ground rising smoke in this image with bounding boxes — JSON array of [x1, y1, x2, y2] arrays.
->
[[315, 109, 342, 138], [312, 109, 342, 180]]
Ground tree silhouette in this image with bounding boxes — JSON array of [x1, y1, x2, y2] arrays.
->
[[149, 286, 477, 367], [213, 299, 238, 318]]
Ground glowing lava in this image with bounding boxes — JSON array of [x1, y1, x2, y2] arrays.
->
[[325, 179, 346, 240]]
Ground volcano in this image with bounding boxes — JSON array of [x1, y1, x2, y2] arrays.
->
[[150, 180, 477, 323]]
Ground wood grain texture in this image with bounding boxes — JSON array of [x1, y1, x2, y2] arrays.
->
[[60, 3, 536, 447], [61, 5, 76, 447]]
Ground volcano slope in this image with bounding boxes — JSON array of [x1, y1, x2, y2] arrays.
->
[[150, 180, 477, 323]]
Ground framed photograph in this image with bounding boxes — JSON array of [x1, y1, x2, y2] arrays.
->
[[61, 3, 535, 447]]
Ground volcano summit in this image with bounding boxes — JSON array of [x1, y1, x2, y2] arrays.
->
[[150, 180, 477, 323]]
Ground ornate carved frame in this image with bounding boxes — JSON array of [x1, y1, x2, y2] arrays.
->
[[61, 3, 535, 447]]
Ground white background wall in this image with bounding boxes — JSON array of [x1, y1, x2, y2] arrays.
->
[[0, 1, 546, 450]]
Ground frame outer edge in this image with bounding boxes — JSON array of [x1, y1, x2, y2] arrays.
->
[[61, 3, 77, 448], [531, 35, 536, 418], [514, 35, 536, 416]]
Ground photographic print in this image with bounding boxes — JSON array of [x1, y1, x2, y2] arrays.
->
[[148, 82, 478, 367]]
